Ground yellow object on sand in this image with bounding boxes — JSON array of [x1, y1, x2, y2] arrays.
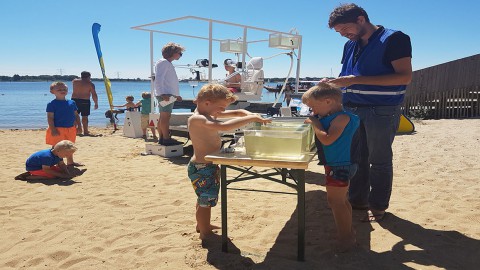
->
[[397, 114, 415, 134]]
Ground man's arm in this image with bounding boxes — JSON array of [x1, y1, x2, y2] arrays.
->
[[328, 57, 412, 87], [330, 32, 412, 87], [91, 83, 98, 110]]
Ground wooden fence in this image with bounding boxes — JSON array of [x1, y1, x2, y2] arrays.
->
[[402, 86, 480, 119], [403, 54, 480, 119]]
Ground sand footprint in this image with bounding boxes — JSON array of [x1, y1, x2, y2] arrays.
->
[[59, 257, 92, 269], [49, 250, 72, 262]]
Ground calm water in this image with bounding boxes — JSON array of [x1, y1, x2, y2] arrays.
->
[[0, 81, 282, 129]]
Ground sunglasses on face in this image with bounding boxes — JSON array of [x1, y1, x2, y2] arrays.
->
[[178, 52, 183, 56]]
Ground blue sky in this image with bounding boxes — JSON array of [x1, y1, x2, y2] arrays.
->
[[1, 0, 479, 80]]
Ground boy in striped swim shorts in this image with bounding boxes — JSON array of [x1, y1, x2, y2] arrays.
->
[[187, 83, 271, 240]]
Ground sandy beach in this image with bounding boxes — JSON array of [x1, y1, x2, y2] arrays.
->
[[1, 119, 479, 269]]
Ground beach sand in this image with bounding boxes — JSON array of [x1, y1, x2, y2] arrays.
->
[[1, 119, 479, 269]]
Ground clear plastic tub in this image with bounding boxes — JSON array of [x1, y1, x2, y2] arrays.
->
[[244, 120, 314, 159]]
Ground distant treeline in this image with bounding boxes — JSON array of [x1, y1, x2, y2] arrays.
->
[[0, 74, 148, 82]]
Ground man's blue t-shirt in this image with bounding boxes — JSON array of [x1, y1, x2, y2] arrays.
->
[[26, 149, 62, 171], [46, 99, 77, 127]]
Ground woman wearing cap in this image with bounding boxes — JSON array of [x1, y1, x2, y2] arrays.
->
[[223, 59, 241, 93]]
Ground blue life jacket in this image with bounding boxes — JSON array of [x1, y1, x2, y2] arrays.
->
[[340, 27, 406, 106], [314, 111, 360, 166]]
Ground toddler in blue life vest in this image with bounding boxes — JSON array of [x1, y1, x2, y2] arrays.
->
[[302, 83, 360, 252]]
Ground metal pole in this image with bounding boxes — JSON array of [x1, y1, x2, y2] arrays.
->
[[208, 20, 213, 82], [221, 165, 228, 252], [242, 27, 247, 85], [150, 31, 155, 113], [296, 168, 305, 261], [295, 35, 303, 94]]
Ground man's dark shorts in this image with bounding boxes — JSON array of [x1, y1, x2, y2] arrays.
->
[[72, 98, 91, 116]]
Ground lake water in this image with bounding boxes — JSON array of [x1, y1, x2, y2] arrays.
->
[[0, 81, 284, 129]]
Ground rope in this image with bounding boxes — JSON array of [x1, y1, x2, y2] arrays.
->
[[272, 51, 294, 107]]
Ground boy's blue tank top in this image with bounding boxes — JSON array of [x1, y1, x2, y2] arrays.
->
[[317, 110, 360, 166]]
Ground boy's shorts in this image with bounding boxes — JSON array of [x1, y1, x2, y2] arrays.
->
[[46, 126, 77, 146], [155, 96, 175, 113], [141, 114, 150, 129], [324, 164, 358, 187], [187, 162, 220, 207], [29, 166, 62, 179]]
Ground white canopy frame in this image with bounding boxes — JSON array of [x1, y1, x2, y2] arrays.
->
[[131, 16, 303, 109]]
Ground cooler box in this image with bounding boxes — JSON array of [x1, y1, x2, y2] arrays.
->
[[123, 111, 143, 138], [244, 120, 314, 159], [145, 143, 183, 157]]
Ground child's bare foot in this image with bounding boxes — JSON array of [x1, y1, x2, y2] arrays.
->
[[199, 230, 215, 240], [335, 234, 357, 253], [196, 224, 220, 233]]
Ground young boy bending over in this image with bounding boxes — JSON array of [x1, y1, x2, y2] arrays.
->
[[187, 83, 271, 240], [302, 83, 360, 252], [24, 140, 85, 180]]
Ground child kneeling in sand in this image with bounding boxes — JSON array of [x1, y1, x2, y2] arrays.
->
[[187, 83, 271, 240], [302, 83, 360, 252], [23, 140, 86, 180]]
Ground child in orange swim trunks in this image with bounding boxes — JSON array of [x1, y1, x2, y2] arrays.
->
[[46, 82, 82, 166]]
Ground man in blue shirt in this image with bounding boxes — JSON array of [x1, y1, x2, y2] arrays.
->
[[327, 3, 412, 222]]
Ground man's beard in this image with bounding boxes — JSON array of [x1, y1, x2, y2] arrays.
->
[[347, 26, 367, 41]]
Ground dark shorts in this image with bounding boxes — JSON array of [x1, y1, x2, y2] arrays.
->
[[72, 98, 91, 116], [187, 162, 220, 207], [324, 164, 358, 187]]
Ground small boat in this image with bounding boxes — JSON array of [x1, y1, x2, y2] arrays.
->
[[297, 81, 317, 91], [264, 85, 282, 93], [264, 81, 318, 93]]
